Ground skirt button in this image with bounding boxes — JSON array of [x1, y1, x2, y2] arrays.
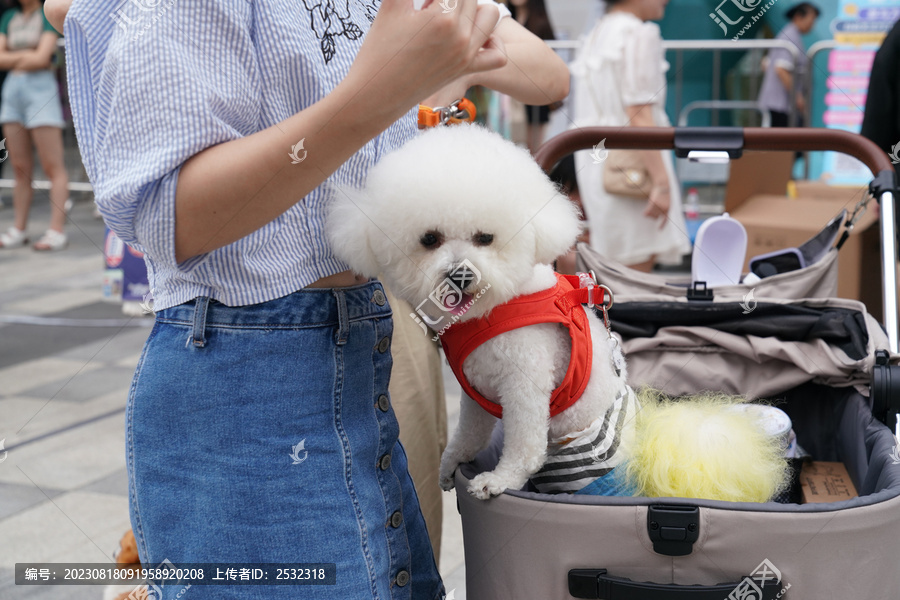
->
[[395, 570, 410, 587], [373, 289, 386, 306], [377, 394, 390, 412], [390, 510, 403, 528], [377, 337, 390, 353], [379, 454, 392, 470]]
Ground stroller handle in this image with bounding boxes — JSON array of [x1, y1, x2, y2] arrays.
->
[[535, 126, 900, 355], [533, 126, 895, 176], [569, 568, 782, 599]]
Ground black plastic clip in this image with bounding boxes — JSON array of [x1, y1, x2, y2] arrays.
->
[[871, 349, 900, 427], [673, 127, 744, 160], [647, 505, 700, 556], [869, 169, 898, 200], [687, 281, 714, 302]]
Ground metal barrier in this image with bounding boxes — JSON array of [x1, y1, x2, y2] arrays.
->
[[677, 100, 772, 128], [663, 39, 801, 127], [545, 38, 802, 127]]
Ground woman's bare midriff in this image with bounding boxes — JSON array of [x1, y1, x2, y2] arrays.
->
[[306, 270, 368, 288]]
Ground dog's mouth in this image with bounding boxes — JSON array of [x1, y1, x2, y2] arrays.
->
[[445, 292, 475, 317]]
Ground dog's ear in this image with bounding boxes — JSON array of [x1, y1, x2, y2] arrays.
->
[[326, 185, 386, 277], [532, 192, 583, 265]]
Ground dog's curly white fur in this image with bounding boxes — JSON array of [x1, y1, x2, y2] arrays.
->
[[327, 125, 626, 499]]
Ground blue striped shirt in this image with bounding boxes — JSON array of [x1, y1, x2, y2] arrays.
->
[[63, 0, 419, 310]]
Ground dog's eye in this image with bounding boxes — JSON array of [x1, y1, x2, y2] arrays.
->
[[420, 231, 443, 249], [473, 232, 494, 246]]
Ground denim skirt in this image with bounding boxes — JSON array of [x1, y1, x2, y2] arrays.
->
[[126, 282, 444, 599]]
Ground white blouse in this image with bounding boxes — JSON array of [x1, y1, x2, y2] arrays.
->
[[570, 12, 671, 128]]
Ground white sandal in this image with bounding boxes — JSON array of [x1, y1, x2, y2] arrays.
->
[[0, 227, 28, 248], [33, 229, 68, 252]]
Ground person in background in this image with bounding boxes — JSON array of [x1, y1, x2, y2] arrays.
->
[[508, 0, 558, 153], [861, 17, 900, 242], [758, 2, 820, 128], [0, 0, 17, 93], [549, 154, 589, 275], [861, 18, 900, 177], [571, 0, 690, 272], [0, 0, 68, 250]]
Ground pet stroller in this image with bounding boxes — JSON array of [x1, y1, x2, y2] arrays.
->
[[453, 127, 900, 599]]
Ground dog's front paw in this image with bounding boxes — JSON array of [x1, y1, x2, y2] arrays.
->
[[439, 455, 462, 491], [439, 471, 456, 492], [467, 471, 519, 500]]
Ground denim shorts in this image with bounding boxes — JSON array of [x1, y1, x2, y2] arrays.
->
[[127, 282, 444, 599], [0, 70, 65, 129]]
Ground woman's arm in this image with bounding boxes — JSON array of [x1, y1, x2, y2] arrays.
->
[[44, 0, 71, 33], [423, 17, 568, 107], [775, 66, 805, 111], [775, 66, 793, 96], [625, 103, 669, 225], [175, 0, 506, 262], [470, 18, 568, 104], [0, 35, 22, 70], [12, 32, 58, 71]]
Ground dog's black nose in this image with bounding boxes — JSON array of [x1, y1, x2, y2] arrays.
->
[[446, 262, 479, 291]]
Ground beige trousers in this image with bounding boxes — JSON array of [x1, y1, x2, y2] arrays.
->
[[384, 286, 447, 562]]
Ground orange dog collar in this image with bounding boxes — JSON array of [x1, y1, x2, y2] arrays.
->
[[418, 98, 476, 129]]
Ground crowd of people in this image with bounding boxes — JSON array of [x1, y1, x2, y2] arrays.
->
[[3, 0, 898, 597]]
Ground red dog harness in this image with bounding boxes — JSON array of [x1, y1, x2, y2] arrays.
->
[[440, 273, 603, 419]]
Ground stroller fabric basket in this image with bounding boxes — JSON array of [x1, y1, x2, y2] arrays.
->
[[576, 243, 887, 401], [458, 385, 900, 599], [453, 127, 900, 600]]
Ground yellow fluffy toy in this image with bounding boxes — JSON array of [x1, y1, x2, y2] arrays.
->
[[623, 390, 790, 503]]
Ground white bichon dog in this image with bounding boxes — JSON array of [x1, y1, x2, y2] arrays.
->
[[326, 125, 637, 500]]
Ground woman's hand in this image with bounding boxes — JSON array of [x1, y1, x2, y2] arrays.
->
[[10, 33, 58, 72], [0, 34, 21, 70], [345, 0, 507, 120], [421, 14, 570, 111], [626, 104, 671, 229], [421, 74, 476, 110], [0, 52, 21, 71], [13, 49, 53, 71], [644, 184, 670, 227], [465, 17, 568, 105]]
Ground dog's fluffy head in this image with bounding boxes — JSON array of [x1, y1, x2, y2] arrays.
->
[[326, 125, 581, 321]]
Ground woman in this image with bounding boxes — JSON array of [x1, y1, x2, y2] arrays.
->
[[508, 0, 557, 153], [571, 0, 689, 272], [0, 0, 68, 250], [758, 2, 820, 127], [46, 0, 566, 598]]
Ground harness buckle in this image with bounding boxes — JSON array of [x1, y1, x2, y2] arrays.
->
[[577, 271, 597, 308]]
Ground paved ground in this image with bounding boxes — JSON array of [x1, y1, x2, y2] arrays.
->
[[0, 192, 470, 599]]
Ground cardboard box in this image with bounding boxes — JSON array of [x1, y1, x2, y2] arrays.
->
[[730, 194, 882, 314], [800, 461, 858, 503], [790, 180, 869, 203], [723, 152, 795, 213]]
